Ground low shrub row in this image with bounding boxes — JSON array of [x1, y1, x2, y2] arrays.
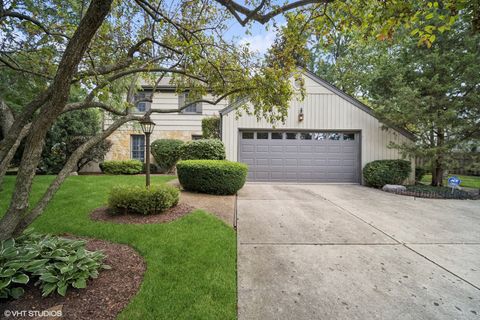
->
[[108, 184, 179, 215], [0, 230, 108, 299], [363, 159, 412, 188], [100, 160, 143, 175], [177, 160, 247, 195]]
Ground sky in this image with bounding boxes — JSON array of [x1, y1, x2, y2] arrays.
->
[[222, 15, 286, 55]]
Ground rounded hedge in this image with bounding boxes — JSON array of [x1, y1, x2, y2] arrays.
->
[[363, 159, 412, 188], [108, 184, 179, 215], [151, 139, 184, 173], [100, 160, 143, 175], [180, 139, 226, 160], [176, 160, 248, 195]]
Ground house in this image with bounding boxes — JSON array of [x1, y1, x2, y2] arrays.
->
[[102, 70, 415, 184], [103, 77, 228, 162]]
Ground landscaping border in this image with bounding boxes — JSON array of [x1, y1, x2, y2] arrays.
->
[[1, 238, 146, 320]]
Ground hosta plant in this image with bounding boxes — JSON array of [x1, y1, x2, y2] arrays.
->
[[0, 229, 109, 299]]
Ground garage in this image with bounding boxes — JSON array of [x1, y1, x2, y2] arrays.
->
[[220, 69, 415, 184], [239, 131, 360, 182]]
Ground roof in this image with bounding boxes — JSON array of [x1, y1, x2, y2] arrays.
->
[[219, 69, 415, 141], [140, 76, 176, 91]]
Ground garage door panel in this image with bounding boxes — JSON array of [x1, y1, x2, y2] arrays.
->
[[269, 146, 283, 153], [255, 145, 269, 153], [239, 131, 360, 183]]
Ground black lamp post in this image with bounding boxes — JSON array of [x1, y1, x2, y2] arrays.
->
[[139, 116, 156, 187]]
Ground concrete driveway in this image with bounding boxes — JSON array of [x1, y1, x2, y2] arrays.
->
[[237, 184, 480, 320]]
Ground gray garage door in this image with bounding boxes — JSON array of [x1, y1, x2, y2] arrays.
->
[[239, 131, 360, 183]]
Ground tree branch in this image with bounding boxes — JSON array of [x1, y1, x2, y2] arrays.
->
[[214, 0, 330, 25], [0, 10, 69, 39]]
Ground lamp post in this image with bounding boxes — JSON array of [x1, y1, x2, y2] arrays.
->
[[139, 116, 156, 187]]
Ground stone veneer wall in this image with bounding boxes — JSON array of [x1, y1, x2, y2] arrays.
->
[[105, 129, 202, 162]]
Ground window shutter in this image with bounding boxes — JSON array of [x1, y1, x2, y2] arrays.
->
[[196, 102, 202, 114]]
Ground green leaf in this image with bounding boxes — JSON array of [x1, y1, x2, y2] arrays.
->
[[1, 238, 15, 250], [39, 274, 58, 283], [41, 283, 57, 297], [57, 283, 68, 296], [410, 28, 420, 36], [0, 268, 16, 277], [0, 278, 12, 289], [12, 274, 29, 284], [425, 13, 434, 20], [10, 287, 25, 299], [73, 278, 86, 289]]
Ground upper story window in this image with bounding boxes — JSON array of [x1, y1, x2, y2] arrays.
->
[[179, 92, 202, 114], [134, 91, 151, 113]]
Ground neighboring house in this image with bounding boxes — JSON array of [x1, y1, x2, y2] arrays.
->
[[102, 70, 415, 184]]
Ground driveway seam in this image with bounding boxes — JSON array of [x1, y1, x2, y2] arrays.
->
[[322, 197, 402, 244], [403, 244, 480, 291]]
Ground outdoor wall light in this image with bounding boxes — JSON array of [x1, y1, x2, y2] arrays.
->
[[298, 108, 304, 122]]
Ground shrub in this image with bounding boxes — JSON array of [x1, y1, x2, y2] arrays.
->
[[108, 184, 179, 215], [180, 139, 225, 160], [100, 160, 143, 175], [201, 117, 221, 139], [363, 159, 412, 188], [415, 167, 427, 182], [176, 160, 247, 195], [151, 139, 184, 173], [0, 229, 109, 299]]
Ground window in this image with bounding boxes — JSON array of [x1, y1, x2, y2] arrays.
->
[[343, 133, 355, 141], [257, 132, 269, 139], [242, 132, 254, 139], [328, 133, 341, 140], [313, 132, 328, 140], [131, 135, 145, 162], [134, 92, 151, 113], [192, 134, 203, 140], [286, 132, 297, 140], [180, 92, 202, 114], [300, 132, 312, 140], [271, 132, 283, 139]]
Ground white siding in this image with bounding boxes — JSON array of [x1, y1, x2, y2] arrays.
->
[[104, 91, 228, 133], [222, 72, 415, 183]]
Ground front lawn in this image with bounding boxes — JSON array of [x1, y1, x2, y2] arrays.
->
[[0, 175, 237, 320], [421, 174, 480, 189]]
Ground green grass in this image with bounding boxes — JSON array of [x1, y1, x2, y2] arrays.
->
[[421, 174, 480, 189], [0, 175, 237, 320]]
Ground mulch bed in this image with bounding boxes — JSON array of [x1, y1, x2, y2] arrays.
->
[[1, 238, 146, 320], [90, 203, 194, 224], [384, 186, 478, 200]]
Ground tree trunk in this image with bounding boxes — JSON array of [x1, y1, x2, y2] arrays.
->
[[0, 100, 15, 139], [0, 124, 31, 190], [0, 0, 113, 241], [431, 130, 445, 187]]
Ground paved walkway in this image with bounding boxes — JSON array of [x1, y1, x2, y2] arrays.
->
[[237, 184, 480, 320]]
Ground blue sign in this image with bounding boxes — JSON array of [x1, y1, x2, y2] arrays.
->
[[448, 176, 461, 187]]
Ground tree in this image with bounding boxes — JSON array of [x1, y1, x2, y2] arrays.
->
[[309, 5, 480, 186], [0, 0, 468, 240], [40, 109, 112, 173]]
